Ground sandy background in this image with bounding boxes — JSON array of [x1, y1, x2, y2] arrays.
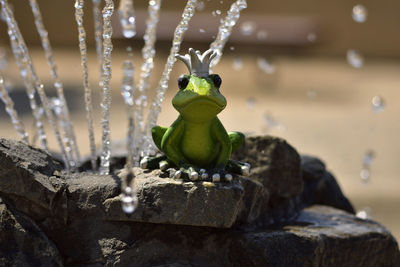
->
[[0, 47, 399, 241]]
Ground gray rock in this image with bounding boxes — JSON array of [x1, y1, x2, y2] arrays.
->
[[104, 168, 267, 228], [103, 205, 400, 267], [0, 137, 398, 266], [0, 138, 66, 221], [301, 155, 355, 213], [232, 135, 303, 198], [0, 198, 63, 266]]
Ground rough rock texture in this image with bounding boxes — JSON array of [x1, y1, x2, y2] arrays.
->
[[104, 168, 266, 227], [0, 137, 398, 266], [0, 197, 63, 266], [300, 155, 355, 213], [233, 135, 303, 198]]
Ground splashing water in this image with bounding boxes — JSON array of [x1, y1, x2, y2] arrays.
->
[[256, 30, 268, 40], [371, 96, 385, 113], [240, 21, 256, 36], [119, 0, 136, 38], [257, 57, 275, 74], [307, 32, 317, 42], [356, 207, 371, 219], [196, 1, 205, 11], [31, 0, 80, 167], [134, 0, 162, 160], [143, 0, 198, 155], [121, 51, 137, 169], [360, 150, 374, 184], [75, 0, 97, 171], [92, 0, 103, 76], [99, 0, 114, 175], [121, 186, 138, 214], [2, 0, 48, 151], [209, 0, 247, 70], [347, 49, 364, 68], [246, 96, 256, 110], [0, 76, 28, 143], [352, 4, 367, 23], [232, 56, 243, 71], [0, 47, 8, 70]]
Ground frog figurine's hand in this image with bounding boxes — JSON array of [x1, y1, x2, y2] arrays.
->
[[142, 48, 250, 181]]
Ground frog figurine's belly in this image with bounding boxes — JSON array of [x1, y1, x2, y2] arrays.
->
[[180, 121, 218, 167]]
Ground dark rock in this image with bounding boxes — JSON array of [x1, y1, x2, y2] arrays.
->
[[301, 155, 355, 213], [0, 138, 66, 221], [104, 168, 267, 228], [0, 137, 398, 266], [0, 198, 63, 266], [232, 135, 303, 198], [102, 205, 400, 266]]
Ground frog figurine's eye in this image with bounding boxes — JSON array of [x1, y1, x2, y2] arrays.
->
[[178, 75, 189, 90], [213, 74, 222, 88]]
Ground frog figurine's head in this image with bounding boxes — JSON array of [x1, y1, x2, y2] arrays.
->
[[173, 48, 226, 123]]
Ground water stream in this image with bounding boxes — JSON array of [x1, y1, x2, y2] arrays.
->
[[75, 0, 97, 171]]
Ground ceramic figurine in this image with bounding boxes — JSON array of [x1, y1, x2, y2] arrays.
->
[[140, 48, 250, 182]]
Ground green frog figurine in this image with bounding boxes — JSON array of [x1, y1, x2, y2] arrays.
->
[[140, 48, 250, 182]]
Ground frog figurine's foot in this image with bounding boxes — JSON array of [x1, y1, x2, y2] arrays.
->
[[226, 159, 251, 176], [140, 155, 169, 170]]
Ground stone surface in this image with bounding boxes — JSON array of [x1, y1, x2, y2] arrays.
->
[[0, 137, 398, 266], [104, 168, 267, 228], [99, 206, 400, 266], [0, 198, 63, 266], [232, 135, 303, 198], [301, 155, 355, 213], [0, 138, 65, 221]]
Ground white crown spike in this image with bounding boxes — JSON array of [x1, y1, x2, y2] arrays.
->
[[175, 48, 218, 77]]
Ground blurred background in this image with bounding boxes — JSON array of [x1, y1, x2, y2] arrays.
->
[[0, 0, 399, 240]]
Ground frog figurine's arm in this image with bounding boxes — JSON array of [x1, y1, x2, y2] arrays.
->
[[211, 117, 232, 169], [160, 116, 187, 167]]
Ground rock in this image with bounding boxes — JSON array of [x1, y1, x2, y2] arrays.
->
[[0, 198, 63, 266], [301, 155, 355, 213], [0, 138, 66, 221], [232, 135, 303, 198], [104, 168, 267, 228], [101, 205, 400, 266], [0, 137, 398, 266]]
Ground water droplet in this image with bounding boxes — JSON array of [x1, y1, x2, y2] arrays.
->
[[363, 150, 375, 166], [263, 113, 279, 129], [371, 96, 385, 113], [211, 11, 217, 16], [50, 97, 63, 115], [240, 21, 256, 36], [119, 1, 137, 38], [199, 28, 205, 33], [347, 49, 364, 68], [121, 195, 136, 213], [0, 47, 8, 70], [360, 168, 370, 184], [352, 4, 367, 23], [356, 207, 371, 219], [196, 1, 205, 11], [246, 97, 256, 109], [232, 57, 243, 71], [307, 32, 317, 42], [229, 46, 235, 51], [307, 89, 317, 99], [215, 9, 221, 15], [257, 58, 275, 74], [256, 30, 268, 40]]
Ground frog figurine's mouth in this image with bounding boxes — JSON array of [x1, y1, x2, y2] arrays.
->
[[181, 96, 226, 110]]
